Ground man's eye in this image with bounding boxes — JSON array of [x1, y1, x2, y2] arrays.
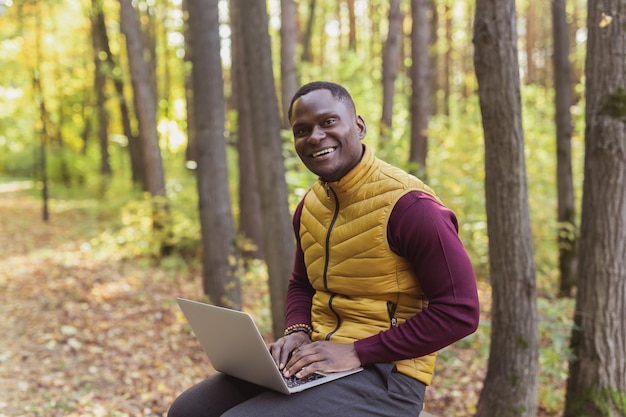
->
[[323, 118, 336, 126], [294, 128, 308, 136]]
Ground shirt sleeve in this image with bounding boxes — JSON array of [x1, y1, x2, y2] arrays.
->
[[354, 191, 480, 364], [285, 200, 315, 329]]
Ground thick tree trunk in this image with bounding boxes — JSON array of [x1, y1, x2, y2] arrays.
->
[[473, 1, 539, 416], [564, 1, 626, 415], [187, 0, 241, 309], [230, 0, 265, 261], [237, 0, 295, 339]]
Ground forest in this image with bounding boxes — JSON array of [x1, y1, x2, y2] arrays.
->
[[0, 0, 624, 416]]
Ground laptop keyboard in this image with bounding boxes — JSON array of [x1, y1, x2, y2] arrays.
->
[[283, 372, 326, 388]]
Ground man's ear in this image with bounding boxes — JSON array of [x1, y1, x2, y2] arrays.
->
[[356, 115, 367, 140]]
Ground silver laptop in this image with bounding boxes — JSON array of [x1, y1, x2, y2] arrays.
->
[[176, 298, 363, 394]]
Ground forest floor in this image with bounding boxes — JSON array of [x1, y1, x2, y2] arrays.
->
[[0, 187, 562, 417]]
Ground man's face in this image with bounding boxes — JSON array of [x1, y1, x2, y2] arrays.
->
[[290, 89, 366, 182]]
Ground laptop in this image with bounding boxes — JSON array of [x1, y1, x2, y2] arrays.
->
[[176, 297, 363, 394]]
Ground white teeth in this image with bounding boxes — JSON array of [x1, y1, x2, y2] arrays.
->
[[312, 148, 336, 158]]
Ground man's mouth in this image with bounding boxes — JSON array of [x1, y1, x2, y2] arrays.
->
[[312, 147, 336, 158]]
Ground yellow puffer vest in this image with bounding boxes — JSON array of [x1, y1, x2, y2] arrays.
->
[[300, 145, 439, 385]]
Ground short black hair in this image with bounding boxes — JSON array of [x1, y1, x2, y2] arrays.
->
[[287, 81, 356, 122]]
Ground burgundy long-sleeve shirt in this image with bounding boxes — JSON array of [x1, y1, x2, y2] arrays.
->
[[285, 190, 480, 366]]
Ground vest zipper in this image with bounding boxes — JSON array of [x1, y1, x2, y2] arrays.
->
[[387, 301, 398, 328], [323, 186, 341, 340]]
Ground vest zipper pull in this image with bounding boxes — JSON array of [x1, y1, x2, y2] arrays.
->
[[324, 182, 331, 199]]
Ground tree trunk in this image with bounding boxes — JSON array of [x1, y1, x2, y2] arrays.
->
[[380, 0, 402, 137], [525, 0, 537, 84], [443, 1, 452, 117], [90, 0, 111, 178], [182, 0, 197, 165], [564, 1, 626, 415], [120, 0, 165, 199], [409, 0, 430, 179], [120, 0, 171, 255], [187, 0, 241, 309], [237, 0, 296, 339], [301, 0, 316, 62], [280, 0, 299, 128], [346, 0, 356, 51], [473, 1, 539, 416], [551, 0, 577, 297], [230, 0, 265, 260], [96, 5, 143, 187]]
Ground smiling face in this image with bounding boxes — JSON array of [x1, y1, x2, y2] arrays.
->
[[290, 89, 366, 182]]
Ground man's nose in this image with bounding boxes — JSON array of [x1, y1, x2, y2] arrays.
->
[[308, 125, 325, 143]]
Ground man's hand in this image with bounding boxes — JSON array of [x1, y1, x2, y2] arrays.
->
[[281, 341, 361, 378], [268, 332, 311, 371]]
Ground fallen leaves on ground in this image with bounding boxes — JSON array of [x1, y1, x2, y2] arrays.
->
[[0, 190, 488, 417]]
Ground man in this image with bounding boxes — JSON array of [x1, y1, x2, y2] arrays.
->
[[168, 81, 479, 416]]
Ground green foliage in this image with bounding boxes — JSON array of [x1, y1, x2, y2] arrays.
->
[[90, 170, 202, 261], [566, 386, 626, 417], [537, 296, 576, 413]]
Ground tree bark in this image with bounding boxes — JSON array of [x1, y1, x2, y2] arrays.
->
[[564, 1, 626, 415], [473, 1, 539, 416], [443, 1, 452, 116], [380, 0, 402, 137], [187, 0, 241, 309], [409, 0, 430, 178], [230, 0, 265, 260], [90, 0, 111, 178], [280, 0, 299, 128], [551, 0, 577, 297], [301, 0, 316, 62], [236, 0, 296, 339], [120, 0, 171, 256], [120, 0, 165, 199], [182, 0, 197, 165]]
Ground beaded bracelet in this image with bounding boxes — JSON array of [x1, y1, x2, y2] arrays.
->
[[284, 323, 313, 337]]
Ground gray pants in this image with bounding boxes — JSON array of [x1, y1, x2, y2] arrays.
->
[[168, 363, 426, 417]]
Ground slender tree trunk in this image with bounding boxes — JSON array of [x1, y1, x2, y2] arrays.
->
[[551, 0, 577, 297], [95, 5, 143, 187], [120, 0, 165, 199], [473, 1, 539, 416], [280, 0, 299, 128], [525, 0, 537, 84], [346, 0, 356, 51], [182, 0, 197, 165], [90, 0, 111, 178], [443, 1, 452, 117], [409, 0, 430, 178], [187, 0, 241, 309], [380, 0, 402, 137], [237, 0, 296, 339], [231, 0, 265, 260], [564, 1, 626, 415], [120, 0, 171, 255], [301, 0, 316, 62]]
